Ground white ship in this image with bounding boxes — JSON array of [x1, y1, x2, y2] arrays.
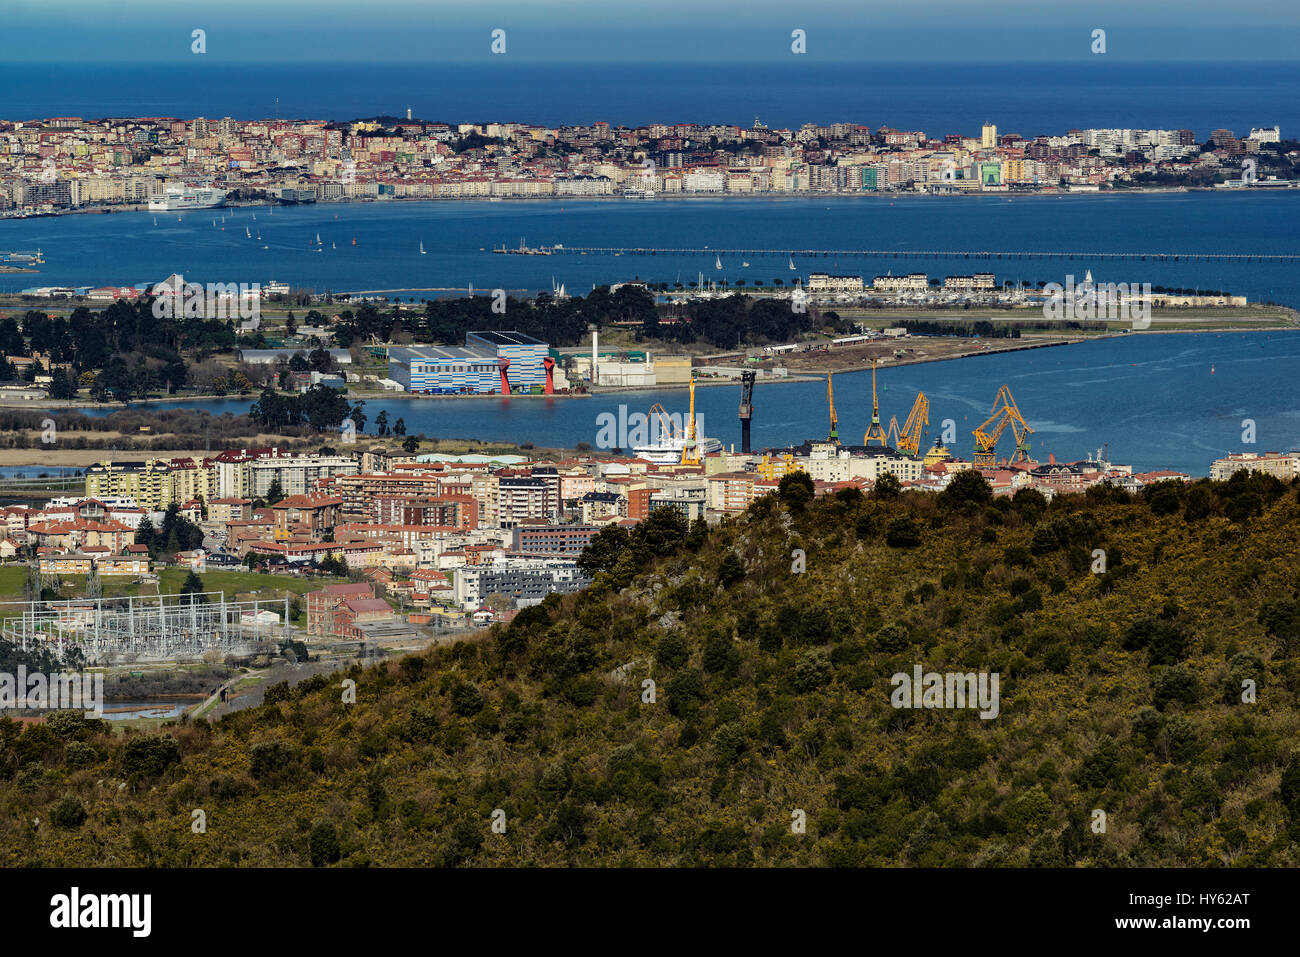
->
[[148, 186, 228, 211], [633, 434, 722, 464]]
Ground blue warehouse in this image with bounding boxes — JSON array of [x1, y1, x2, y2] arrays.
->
[[388, 331, 549, 394]]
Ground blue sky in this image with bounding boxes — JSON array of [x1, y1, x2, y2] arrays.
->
[[6, 0, 1298, 61]]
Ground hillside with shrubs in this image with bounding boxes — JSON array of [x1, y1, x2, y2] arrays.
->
[[3, 468, 1300, 867]]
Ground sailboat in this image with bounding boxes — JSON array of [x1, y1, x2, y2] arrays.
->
[[315, 233, 322, 246], [245, 226, 252, 238], [788, 256, 796, 270], [256, 230, 262, 240], [331, 241, 336, 249], [419, 241, 426, 255], [715, 255, 722, 270], [153, 217, 157, 226], [252, 213, 256, 221], [212, 219, 216, 227], [742, 261, 750, 267]]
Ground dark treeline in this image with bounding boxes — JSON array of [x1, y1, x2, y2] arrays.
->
[[900, 319, 1108, 338], [0, 407, 322, 451], [333, 288, 841, 351], [0, 299, 237, 399], [249, 384, 364, 432]]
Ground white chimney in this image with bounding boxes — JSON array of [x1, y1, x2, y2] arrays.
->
[[591, 328, 599, 386]]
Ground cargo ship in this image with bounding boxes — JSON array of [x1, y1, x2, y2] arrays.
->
[[148, 186, 228, 211]]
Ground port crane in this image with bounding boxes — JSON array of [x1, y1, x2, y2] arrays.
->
[[738, 370, 755, 453], [862, 359, 888, 446], [826, 372, 839, 444], [681, 375, 700, 465], [972, 384, 1034, 467], [894, 392, 929, 457]]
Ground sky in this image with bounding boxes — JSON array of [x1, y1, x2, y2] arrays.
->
[[4, 0, 1299, 62]]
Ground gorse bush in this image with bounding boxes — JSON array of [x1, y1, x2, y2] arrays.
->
[[1, 470, 1298, 867]]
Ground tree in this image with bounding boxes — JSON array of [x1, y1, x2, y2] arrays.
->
[[392, 417, 406, 436], [402, 434, 420, 454], [940, 469, 993, 507], [874, 473, 902, 498], [777, 471, 815, 512], [265, 478, 285, 506], [375, 410, 390, 436], [179, 570, 205, 603], [349, 402, 367, 435]]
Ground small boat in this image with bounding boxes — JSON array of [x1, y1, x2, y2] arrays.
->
[[331, 241, 336, 249], [715, 255, 722, 269], [256, 231, 262, 240], [1211, 365, 1215, 374], [252, 213, 256, 221], [788, 256, 796, 270], [351, 237, 357, 246], [153, 217, 157, 226], [246, 226, 252, 238], [419, 241, 426, 255], [315, 232, 322, 245], [263, 245, 269, 249], [212, 219, 216, 227], [741, 261, 750, 267]]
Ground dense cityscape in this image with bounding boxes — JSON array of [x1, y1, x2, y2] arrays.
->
[[2, 115, 1296, 216]]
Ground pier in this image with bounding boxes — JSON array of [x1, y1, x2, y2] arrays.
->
[[533, 246, 1299, 264]]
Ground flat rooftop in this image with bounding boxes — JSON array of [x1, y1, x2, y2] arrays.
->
[[467, 330, 546, 346], [389, 345, 496, 362]]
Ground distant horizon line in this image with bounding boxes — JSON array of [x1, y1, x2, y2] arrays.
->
[[5, 58, 1298, 66]]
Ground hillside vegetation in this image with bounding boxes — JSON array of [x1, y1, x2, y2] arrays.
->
[[3, 469, 1300, 867]]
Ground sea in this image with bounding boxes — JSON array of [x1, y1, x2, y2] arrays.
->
[[70, 331, 1300, 477], [4, 192, 1300, 307], [2, 60, 1298, 476], [1, 60, 1297, 135]]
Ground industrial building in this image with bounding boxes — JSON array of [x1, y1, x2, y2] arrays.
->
[[387, 331, 550, 393]]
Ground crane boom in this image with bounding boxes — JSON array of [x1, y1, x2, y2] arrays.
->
[[972, 384, 1034, 466], [863, 359, 888, 445], [898, 391, 929, 457], [681, 375, 700, 465], [827, 372, 839, 443]]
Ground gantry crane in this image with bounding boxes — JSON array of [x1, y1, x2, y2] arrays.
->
[[972, 384, 1034, 467], [863, 359, 888, 446], [887, 415, 901, 448], [827, 372, 839, 444], [681, 375, 700, 465], [896, 391, 929, 457], [739, 370, 756, 453]]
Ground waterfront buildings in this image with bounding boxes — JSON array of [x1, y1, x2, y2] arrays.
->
[[1, 115, 1287, 217]]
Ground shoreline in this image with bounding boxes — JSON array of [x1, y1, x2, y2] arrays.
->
[[2, 325, 1293, 414], [10, 183, 1294, 226]]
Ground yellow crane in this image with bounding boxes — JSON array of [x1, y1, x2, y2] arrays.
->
[[887, 415, 901, 448], [827, 372, 839, 443], [972, 384, 1034, 467], [897, 391, 929, 457], [863, 359, 888, 446], [681, 375, 700, 465]]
